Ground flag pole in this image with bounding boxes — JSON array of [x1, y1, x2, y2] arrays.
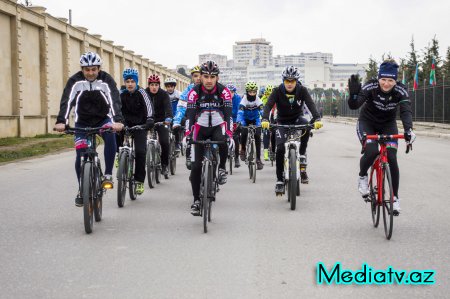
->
[[423, 79, 426, 121], [433, 83, 435, 122], [444, 74, 446, 123]]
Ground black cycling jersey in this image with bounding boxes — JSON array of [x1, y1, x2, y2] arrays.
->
[[120, 86, 154, 127], [145, 87, 173, 123]]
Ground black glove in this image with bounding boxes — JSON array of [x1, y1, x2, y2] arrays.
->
[[404, 128, 416, 144], [348, 74, 361, 97], [145, 118, 154, 129]]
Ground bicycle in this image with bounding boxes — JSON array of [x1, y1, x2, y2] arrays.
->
[[242, 124, 258, 183], [168, 127, 177, 176], [146, 123, 163, 188], [274, 124, 314, 210], [64, 126, 113, 234], [362, 133, 411, 240], [190, 139, 225, 233], [117, 125, 147, 208]]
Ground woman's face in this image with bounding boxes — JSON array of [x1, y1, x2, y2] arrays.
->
[[378, 78, 396, 93], [125, 79, 136, 92]]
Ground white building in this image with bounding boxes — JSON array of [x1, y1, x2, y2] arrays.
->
[[219, 66, 248, 94], [233, 38, 273, 67], [198, 53, 228, 69], [274, 52, 333, 67]]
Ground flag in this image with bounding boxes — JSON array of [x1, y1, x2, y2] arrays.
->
[[413, 63, 419, 91], [321, 92, 326, 102], [429, 57, 436, 86], [402, 70, 406, 85], [332, 91, 336, 101]]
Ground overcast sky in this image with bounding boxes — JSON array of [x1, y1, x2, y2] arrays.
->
[[33, 0, 450, 69]]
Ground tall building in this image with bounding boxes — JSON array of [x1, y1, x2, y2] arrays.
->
[[198, 53, 228, 69], [233, 38, 273, 67], [274, 52, 333, 67]]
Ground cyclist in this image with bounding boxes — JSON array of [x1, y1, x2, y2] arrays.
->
[[145, 74, 173, 178], [173, 65, 202, 169], [53, 52, 124, 206], [238, 81, 264, 170], [348, 59, 415, 215], [261, 66, 322, 194], [261, 84, 275, 161], [185, 60, 233, 216], [164, 77, 183, 153], [116, 68, 154, 195], [227, 83, 242, 168]]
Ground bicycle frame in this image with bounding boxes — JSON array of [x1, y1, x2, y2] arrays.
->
[[243, 125, 257, 162]]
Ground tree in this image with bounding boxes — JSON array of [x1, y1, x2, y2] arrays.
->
[[405, 36, 420, 85], [421, 35, 442, 85], [442, 46, 450, 84], [177, 67, 190, 79], [365, 57, 378, 82]]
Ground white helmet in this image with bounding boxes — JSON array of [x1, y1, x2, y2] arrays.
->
[[80, 52, 102, 67], [164, 77, 177, 86]]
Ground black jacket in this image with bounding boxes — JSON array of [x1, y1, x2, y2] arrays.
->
[[120, 86, 154, 127], [262, 83, 320, 123], [56, 71, 123, 126], [348, 79, 413, 131], [145, 87, 173, 123]]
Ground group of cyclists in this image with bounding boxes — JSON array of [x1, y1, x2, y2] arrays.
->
[[54, 52, 416, 217]]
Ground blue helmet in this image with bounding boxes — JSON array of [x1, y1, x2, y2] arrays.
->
[[123, 68, 139, 85], [226, 83, 237, 92]]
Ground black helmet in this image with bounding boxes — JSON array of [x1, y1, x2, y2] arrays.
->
[[200, 60, 220, 75], [282, 65, 300, 80]]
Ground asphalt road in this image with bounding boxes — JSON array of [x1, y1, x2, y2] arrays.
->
[[0, 121, 449, 298]]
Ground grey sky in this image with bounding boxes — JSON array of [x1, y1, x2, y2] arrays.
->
[[34, 0, 450, 69]]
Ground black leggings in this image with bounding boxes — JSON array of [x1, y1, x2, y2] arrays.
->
[[233, 126, 241, 158], [241, 123, 262, 160], [357, 120, 400, 197], [116, 130, 147, 182], [190, 126, 228, 199], [155, 125, 170, 167]]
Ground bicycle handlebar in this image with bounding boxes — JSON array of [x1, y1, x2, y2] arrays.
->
[[361, 133, 412, 154], [190, 140, 227, 145], [273, 124, 314, 130], [59, 126, 114, 135]]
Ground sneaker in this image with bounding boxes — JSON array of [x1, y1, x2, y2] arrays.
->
[[256, 159, 264, 170], [186, 157, 192, 170], [239, 149, 246, 161], [234, 157, 240, 168], [75, 191, 83, 207], [135, 181, 144, 195], [114, 155, 119, 168], [218, 168, 227, 185], [300, 171, 309, 184], [190, 200, 201, 216], [102, 174, 114, 189], [275, 181, 285, 194], [393, 197, 401, 216], [162, 165, 169, 179], [263, 149, 269, 161], [358, 175, 369, 197], [175, 143, 181, 157]]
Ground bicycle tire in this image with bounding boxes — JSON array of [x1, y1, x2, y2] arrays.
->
[[146, 143, 156, 188], [202, 163, 209, 233], [155, 146, 161, 184], [93, 162, 103, 222], [228, 151, 233, 175], [251, 141, 256, 183], [369, 166, 380, 227], [208, 163, 213, 222], [117, 151, 128, 207], [82, 162, 94, 234], [382, 165, 394, 240], [288, 148, 297, 210]]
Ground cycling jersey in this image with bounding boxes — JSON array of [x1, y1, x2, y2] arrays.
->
[[120, 86, 153, 126], [56, 71, 123, 126], [232, 93, 242, 123], [145, 87, 173, 123], [167, 89, 181, 118], [237, 94, 263, 126], [173, 83, 194, 125]]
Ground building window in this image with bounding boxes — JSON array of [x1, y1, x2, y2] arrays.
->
[[323, 84, 326, 88], [314, 84, 317, 88], [332, 83, 335, 88], [340, 83, 344, 87]]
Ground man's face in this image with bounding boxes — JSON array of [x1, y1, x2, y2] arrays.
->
[[125, 79, 136, 92], [284, 79, 297, 93], [165, 84, 175, 93], [201, 74, 218, 91], [192, 72, 201, 84], [378, 78, 396, 93], [230, 91, 235, 97], [149, 83, 160, 94], [82, 66, 100, 81]]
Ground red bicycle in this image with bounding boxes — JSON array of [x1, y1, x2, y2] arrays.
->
[[362, 133, 412, 240]]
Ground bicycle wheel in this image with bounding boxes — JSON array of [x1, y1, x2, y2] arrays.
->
[[170, 145, 177, 175], [202, 163, 209, 233], [146, 143, 156, 188], [382, 165, 394, 240], [228, 151, 233, 175], [251, 141, 256, 183], [82, 162, 94, 234], [93, 163, 103, 222], [117, 151, 128, 207], [155, 146, 161, 184], [369, 166, 380, 227], [288, 148, 297, 210], [208, 164, 213, 222]]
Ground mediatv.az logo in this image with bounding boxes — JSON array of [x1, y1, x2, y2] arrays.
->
[[316, 263, 435, 285]]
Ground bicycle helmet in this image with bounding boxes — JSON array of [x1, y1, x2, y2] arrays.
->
[[147, 74, 160, 84], [226, 84, 237, 92], [122, 68, 139, 84], [245, 81, 258, 92], [80, 51, 102, 67], [164, 77, 177, 86], [190, 65, 201, 74], [281, 65, 300, 80], [265, 84, 274, 95], [200, 60, 220, 75]]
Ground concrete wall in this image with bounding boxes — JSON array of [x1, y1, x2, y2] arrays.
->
[[0, 0, 190, 137]]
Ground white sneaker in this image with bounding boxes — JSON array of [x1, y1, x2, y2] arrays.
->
[[393, 197, 401, 216], [358, 175, 369, 197]]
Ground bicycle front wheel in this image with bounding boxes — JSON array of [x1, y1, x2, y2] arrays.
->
[[146, 143, 156, 188], [251, 141, 256, 183], [82, 162, 94, 234], [117, 151, 128, 207], [228, 151, 233, 175], [369, 166, 380, 227], [202, 163, 210, 233], [288, 148, 297, 210], [382, 165, 394, 240], [93, 162, 103, 222]]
